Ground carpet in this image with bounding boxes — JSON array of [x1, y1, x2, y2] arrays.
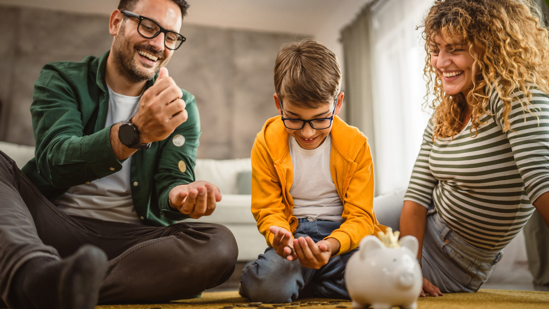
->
[[95, 290, 549, 309]]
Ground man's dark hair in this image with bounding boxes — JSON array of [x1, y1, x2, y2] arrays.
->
[[118, 0, 190, 17]]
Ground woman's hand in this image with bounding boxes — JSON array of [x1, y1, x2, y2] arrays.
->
[[421, 277, 443, 297]]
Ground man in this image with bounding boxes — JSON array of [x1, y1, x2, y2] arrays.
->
[[0, 0, 238, 308]]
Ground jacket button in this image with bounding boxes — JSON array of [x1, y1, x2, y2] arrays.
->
[[133, 182, 138, 186], [140, 216, 144, 220], [85, 181, 90, 184], [178, 161, 186, 173], [109, 167, 115, 171], [173, 134, 185, 147]]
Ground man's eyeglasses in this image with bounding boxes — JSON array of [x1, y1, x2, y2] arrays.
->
[[121, 10, 186, 50], [280, 97, 338, 130]]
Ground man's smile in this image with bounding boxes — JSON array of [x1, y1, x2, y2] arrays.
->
[[138, 50, 158, 62]]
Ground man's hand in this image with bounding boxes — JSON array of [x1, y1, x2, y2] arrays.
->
[[168, 181, 221, 219], [269, 226, 297, 261], [420, 277, 442, 297], [293, 237, 340, 269], [132, 67, 188, 144]]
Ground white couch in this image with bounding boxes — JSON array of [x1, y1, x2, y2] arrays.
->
[[192, 158, 265, 261], [0, 141, 534, 284]]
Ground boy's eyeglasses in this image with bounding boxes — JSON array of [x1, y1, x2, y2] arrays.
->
[[120, 10, 186, 50], [280, 97, 337, 130]]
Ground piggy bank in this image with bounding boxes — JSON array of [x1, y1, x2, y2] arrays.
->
[[345, 229, 422, 309]]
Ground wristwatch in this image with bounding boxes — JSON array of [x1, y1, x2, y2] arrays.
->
[[118, 118, 151, 150]]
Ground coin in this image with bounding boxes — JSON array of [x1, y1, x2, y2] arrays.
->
[[286, 246, 295, 255]]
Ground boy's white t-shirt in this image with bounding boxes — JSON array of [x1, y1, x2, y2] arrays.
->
[[54, 86, 142, 225], [289, 134, 344, 223]]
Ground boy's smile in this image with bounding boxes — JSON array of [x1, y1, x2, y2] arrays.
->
[[274, 93, 344, 150]]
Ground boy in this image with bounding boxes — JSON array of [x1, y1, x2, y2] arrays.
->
[[239, 39, 385, 303]]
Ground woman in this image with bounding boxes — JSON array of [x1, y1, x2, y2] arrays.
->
[[401, 0, 549, 296]]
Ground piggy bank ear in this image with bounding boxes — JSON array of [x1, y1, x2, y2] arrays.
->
[[359, 236, 384, 260], [399, 236, 419, 256]]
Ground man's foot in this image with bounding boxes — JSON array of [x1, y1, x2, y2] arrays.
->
[[10, 245, 108, 309]]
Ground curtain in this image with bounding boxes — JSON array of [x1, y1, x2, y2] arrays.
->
[[341, 3, 378, 194], [341, 0, 434, 196]]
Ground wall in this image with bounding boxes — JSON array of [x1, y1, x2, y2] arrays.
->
[[0, 5, 307, 159]]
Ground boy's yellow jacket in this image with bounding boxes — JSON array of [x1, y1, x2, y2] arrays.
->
[[251, 116, 386, 256]]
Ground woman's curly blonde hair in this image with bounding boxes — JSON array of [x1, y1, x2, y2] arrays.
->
[[423, 0, 549, 140]]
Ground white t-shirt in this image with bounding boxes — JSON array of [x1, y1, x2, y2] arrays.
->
[[54, 86, 142, 225], [289, 134, 344, 222]]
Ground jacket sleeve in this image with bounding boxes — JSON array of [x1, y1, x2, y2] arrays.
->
[[251, 138, 292, 247], [403, 120, 438, 208], [326, 141, 379, 255], [155, 91, 201, 220], [30, 63, 122, 188], [491, 87, 549, 203]]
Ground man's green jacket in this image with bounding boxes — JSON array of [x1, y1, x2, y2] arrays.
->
[[22, 51, 200, 226]]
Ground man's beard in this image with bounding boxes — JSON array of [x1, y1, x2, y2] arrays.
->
[[112, 24, 166, 83]]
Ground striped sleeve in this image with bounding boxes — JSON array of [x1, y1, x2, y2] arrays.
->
[[491, 87, 549, 203], [404, 120, 439, 208]]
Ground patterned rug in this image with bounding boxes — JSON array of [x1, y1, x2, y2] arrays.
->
[[94, 290, 549, 309]]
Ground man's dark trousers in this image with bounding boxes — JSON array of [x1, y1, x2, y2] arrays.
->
[[0, 150, 238, 306]]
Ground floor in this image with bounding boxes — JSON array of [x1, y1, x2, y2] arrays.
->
[[482, 282, 549, 292], [94, 289, 549, 309]]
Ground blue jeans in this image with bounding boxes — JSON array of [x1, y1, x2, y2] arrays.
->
[[422, 207, 503, 293], [240, 219, 357, 303]]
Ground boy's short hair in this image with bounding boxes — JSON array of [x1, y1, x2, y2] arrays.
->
[[274, 39, 341, 109], [118, 0, 190, 17]]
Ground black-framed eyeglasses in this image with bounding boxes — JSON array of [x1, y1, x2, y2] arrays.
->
[[121, 10, 186, 50], [280, 97, 338, 130]]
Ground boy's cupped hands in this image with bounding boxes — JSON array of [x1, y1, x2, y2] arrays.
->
[[269, 226, 341, 269], [293, 237, 339, 269]]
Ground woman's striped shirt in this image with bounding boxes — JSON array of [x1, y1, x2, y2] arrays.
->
[[404, 87, 549, 251]]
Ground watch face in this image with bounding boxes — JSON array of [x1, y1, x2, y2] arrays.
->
[[119, 122, 139, 147]]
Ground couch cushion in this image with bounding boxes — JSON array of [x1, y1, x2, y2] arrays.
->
[[195, 158, 251, 194], [236, 170, 252, 195], [195, 194, 253, 224], [373, 187, 406, 231], [0, 141, 35, 169]]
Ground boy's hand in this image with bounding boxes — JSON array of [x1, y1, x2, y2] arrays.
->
[[168, 181, 222, 219], [269, 226, 297, 261], [293, 237, 340, 269]]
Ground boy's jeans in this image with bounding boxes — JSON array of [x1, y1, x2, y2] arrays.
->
[[422, 206, 503, 293], [240, 219, 357, 303]]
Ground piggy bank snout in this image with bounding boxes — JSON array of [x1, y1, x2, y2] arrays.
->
[[394, 269, 416, 289]]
